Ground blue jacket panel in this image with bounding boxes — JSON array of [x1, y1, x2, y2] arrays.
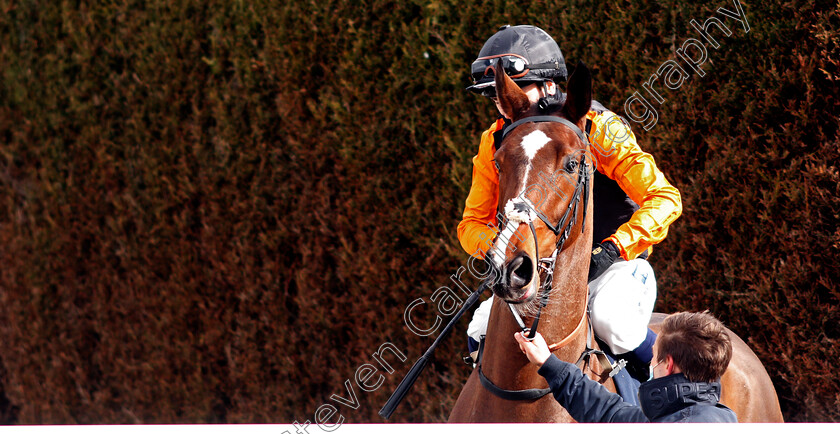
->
[[537, 355, 738, 423]]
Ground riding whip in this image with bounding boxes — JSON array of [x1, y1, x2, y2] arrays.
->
[[379, 280, 490, 419]]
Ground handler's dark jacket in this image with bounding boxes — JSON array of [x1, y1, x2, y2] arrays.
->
[[538, 355, 738, 423]]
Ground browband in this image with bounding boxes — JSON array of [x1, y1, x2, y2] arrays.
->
[[502, 115, 588, 146]]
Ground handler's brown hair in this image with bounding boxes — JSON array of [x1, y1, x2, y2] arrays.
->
[[655, 311, 733, 383]]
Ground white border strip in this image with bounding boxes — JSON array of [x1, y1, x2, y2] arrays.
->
[[0, 423, 824, 434]]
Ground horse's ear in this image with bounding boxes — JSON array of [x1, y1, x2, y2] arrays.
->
[[563, 61, 592, 125], [494, 64, 531, 121]]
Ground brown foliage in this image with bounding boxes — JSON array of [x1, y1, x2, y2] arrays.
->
[[0, 0, 838, 424]]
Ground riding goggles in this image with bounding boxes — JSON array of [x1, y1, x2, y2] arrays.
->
[[470, 54, 562, 98], [471, 54, 530, 82]]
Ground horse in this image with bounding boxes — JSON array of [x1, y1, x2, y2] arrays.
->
[[448, 62, 784, 422]]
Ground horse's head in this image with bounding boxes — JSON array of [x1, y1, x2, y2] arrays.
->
[[486, 61, 593, 310]]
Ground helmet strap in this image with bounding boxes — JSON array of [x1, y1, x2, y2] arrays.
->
[[537, 81, 560, 112]]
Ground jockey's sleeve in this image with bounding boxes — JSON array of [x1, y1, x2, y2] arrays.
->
[[588, 111, 683, 260], [457, 119, 505, 259]]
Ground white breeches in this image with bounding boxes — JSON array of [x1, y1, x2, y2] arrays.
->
[[588, 259, 657, 353], [466, 259, 656, 354]]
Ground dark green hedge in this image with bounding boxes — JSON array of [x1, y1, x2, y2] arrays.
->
[[1, 0, 837, 423]]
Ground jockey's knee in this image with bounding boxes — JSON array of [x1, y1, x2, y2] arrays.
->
[[467, 295, 494, 343], [588, 259, 657, 354]]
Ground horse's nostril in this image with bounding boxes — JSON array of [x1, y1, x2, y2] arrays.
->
[[507, 256, 533, 289], [513, 258, 533, 282]]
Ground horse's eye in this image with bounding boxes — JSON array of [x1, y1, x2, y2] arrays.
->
[[565, 158, 578, 173], [494, 160, 501, 172]]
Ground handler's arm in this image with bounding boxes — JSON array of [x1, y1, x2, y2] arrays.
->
[[538, 355, 649, 423]]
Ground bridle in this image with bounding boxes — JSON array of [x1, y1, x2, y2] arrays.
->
[[489, 115, 591, 341], [477, 115, 621, 402]]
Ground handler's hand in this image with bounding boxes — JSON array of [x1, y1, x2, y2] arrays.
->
[[514, 331, 551, 367]]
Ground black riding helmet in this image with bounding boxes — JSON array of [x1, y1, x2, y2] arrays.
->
[[467, 25, 567, 98]]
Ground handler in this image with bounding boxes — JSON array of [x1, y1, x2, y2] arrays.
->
[[460, 25, 682, 378], [515, 311, 738, 422]]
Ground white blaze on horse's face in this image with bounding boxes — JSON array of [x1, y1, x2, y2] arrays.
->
[[520, 130, 551, 160], [518, 130, 552, 195]]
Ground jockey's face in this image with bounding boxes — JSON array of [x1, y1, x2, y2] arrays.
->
[[491, 81, 557, 119]]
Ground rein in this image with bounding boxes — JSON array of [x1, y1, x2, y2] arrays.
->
[[477, 115, 616, 401]]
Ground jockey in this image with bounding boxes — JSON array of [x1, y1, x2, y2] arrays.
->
[[460, 25, 682, 380]]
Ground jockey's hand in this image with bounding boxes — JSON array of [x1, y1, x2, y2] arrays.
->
[[514, 331, 551, 367], [588, 240, 620, 282]]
